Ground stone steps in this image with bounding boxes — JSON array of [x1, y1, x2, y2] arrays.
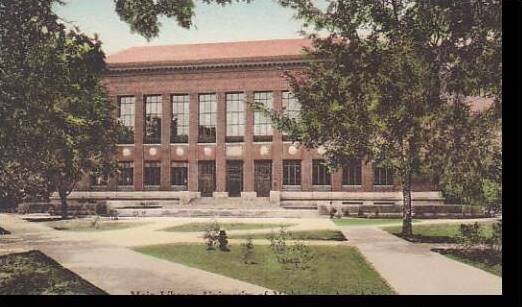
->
[[114, 208, 318, 218]]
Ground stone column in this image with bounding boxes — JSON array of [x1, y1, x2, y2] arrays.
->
[[134, 93, 144, 191], [160, 93, 171, 191], [188, 92, 199, 192]]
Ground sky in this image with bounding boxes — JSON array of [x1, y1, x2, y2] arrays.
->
[[53, 0, 310, 56]]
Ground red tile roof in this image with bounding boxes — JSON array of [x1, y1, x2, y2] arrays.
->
[[107, 38, 312, 66]]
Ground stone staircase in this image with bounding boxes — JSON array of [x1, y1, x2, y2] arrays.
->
[[108, 197, 318, 218]]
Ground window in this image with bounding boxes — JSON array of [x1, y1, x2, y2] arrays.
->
[[283, 160, 301, 186], [282, 91, 300, 141], [374, 167, 394, 186], [90, 174, 108, 187], [144, 95, 162, 144], [118, 96, 135, 144], [253, 92, 273, 142], [342, 160, 362, 186], [144, 161, 161, 186], [171, 162, 188, 190], [226, 93, 245, 142], [118, 162, 134, 186], [171, 95, 189, 143], [312, 160, 331, 185], [198, 94, 217, 143]]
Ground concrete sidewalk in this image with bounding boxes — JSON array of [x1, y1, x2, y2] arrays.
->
[[341, 226, 502, 295], [0, 214, 271, 295]]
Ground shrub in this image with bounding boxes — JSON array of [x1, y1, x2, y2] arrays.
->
[[317, 204, 331, 215], [268, 226, 314, 270], [329, 206, 337, 219], [241, 237, 255, 264], [90, 216, 101, 230], [456, 222, 486, 250], [203, 220, 221, 251], [217, 230, 230, 252], [488, 220, 502, 253]]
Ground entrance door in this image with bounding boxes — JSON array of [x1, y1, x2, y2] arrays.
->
[[254, 161, 272, 197], [198, 161, 215, 197], [226, 161, 243, 197]]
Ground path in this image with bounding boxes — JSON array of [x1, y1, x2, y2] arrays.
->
[[0, 214, 271, 295], [340, 226, 502, 295]]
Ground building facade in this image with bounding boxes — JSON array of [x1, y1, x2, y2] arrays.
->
[[78, 39, 440, 204]]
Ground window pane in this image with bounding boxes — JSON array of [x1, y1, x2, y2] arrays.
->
[[199, 94, 216, 143], [144, 96, 162, 144], [118, 96, 135, 144], [253, 92, 273, 139]]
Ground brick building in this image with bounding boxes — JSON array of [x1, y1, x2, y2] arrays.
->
[[77, 39, 443, 206]]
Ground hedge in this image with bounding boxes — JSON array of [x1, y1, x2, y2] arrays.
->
[[17, 201, 107, 216]]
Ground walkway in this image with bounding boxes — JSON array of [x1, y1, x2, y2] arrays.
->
[[340, 226, 502, 295], [0, 214, 271, 295]]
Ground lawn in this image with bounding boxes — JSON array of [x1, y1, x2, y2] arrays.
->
[[46, 219, 147, 232], [133, 243, 394, 295], [433, 248, 502, 277], [333, 217, 418, 227], [382, 221, 501, 276], [229, 229, 347, 241], [0, 250, 106, 295], [160, 222, 295, 232], [382, 222, 495, 243]]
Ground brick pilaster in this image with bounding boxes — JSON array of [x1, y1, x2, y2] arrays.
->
[[272, 91, 283, 191], [331, 168, 343, 191], [188, 93, 199, 192], [243, 91, 254, 192], [160, 93, 171, 190], [134, 93, 144, 191], [301, 149, 312, 191], [362, 159, 373, 192], [216, 92, 227, 192]]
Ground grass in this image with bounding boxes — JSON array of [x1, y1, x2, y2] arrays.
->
[[229, 229, 347, 241], [382, 222, 495, 243], [46, 219, 147, 232], [133, 243, 394, 295], [433, 248, 502, 277], [0, 250, 106, 295], [160, 222, 295, 232], [332, 217, 418, 227]]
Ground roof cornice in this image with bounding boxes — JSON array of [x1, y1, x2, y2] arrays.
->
[[105, 57, 312, 76]]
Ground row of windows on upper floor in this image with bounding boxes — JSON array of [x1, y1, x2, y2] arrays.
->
[[91, 160, 395, 188], [118, 91, 301, 144]]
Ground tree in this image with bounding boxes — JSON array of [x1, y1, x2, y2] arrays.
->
[[1, 0, 257, 209], [113, 0, 252, 40], [258, 0, 501, 235], [0, 1, 121, 216]]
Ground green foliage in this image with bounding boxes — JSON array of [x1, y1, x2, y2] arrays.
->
[[217, 230, 230, 252], [240, 237, 256, 264], [257, 1, 501, 235], [268, 227, 314, 270], [0, 1, 121, 214], [488, 220, 502, 253], [114, 0, 252, 40], [456, 222, 486, 250], [202, 220, 221, 250]]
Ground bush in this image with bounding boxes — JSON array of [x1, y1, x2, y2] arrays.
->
[[329, 206, 337, 219], [217, 230, 230, 252], [456, 222, 486, 250], [203, 220, 221, 251], [241, 237, 255, 264], [268, 226, 314, 270], [488, 220, 502, 253]]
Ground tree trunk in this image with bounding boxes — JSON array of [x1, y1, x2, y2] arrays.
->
[[59, 189, 68, 219], [401, 170, 413, 237]]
